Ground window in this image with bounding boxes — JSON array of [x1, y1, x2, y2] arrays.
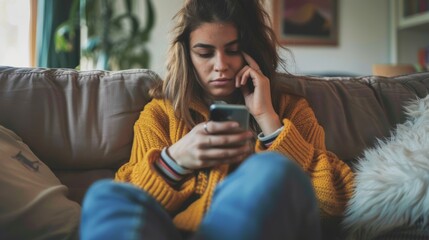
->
[[0, 0, 32, 67]]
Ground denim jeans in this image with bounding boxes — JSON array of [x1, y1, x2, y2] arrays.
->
[[80, 152, 321, 240]]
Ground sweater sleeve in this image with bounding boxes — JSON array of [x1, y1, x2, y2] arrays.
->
[[115, 100, 196, 213], [255, 96, 354, 218]]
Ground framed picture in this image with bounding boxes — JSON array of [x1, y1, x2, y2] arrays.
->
[[272, 0, 338, 46]]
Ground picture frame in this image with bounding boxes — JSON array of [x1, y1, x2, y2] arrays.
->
[[272, 0, 338, 46]]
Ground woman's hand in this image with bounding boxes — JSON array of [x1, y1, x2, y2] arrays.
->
[[168, 121, 253, 170], [236, 52, 282, 135]]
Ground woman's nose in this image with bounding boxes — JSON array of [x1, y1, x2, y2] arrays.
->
[[214, 53, 228, 72]]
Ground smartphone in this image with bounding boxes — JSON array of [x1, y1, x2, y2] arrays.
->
[[209, 104, 249, 131]]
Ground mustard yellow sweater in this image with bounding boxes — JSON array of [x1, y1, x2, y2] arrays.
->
[[115, 94, 354, 232]]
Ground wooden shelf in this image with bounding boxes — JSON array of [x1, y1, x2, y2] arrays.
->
[[399, 11, 429, 30], [391, 0, 429, 65]]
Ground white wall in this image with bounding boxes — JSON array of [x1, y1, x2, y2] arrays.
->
[[144, 0, 391, 77], [145, 0, 182, 78]]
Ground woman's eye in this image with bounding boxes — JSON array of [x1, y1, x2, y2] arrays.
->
[[198, 52, 213, 58]]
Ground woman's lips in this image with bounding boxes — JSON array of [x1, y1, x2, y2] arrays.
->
[[210, 78, 232, 86]]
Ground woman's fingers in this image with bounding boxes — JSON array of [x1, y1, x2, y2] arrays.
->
[[198, 121, 253, 149], [191, 121, 253, 167], [235, 66, 248, 87], [200, 130, 253, 148], [171, 122, 253, 169], [200, 121, 243, 135], [242, 52, 261, 71], [198, 143, 251, 164], [236, 52, 261, 88]]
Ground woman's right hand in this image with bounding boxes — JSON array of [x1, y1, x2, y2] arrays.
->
[[167, 121, 253, 170]]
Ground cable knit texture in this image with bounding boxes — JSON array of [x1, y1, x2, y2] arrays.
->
[[115, 94, 354, 232]]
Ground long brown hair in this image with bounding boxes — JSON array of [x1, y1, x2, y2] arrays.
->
[[151, 0, 289, 131]]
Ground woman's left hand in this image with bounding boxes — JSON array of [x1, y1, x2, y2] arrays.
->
[[235, 52, 282, 135]]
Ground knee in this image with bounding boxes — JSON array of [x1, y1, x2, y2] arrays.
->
[[83, 179, 114, 203], [245, 152, 301, 178], [82, 179, 152, 210], [241, 152, 313, 190], [83, 179, 124, 202]]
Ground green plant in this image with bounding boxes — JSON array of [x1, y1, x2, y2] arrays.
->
[[54, 0, 80, 54], [55, 0, 155, 70]]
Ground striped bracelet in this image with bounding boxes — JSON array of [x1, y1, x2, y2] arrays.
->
[[154, 147, 193, 184], [257, 126, 284, 147]]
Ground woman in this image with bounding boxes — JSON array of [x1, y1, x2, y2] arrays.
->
[[80, 0, 354, 239]]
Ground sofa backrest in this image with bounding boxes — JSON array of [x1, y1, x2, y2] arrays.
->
[[278, 72, 429, 165], [0, 66, 161, 170], [2, 67, 429, 168]]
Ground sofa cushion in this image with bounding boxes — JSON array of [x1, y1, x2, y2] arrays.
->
[[0, 125, 80, 240], [0, 67, 161, 170]]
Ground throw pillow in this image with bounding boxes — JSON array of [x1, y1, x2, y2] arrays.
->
[[343, 95, 429, 239], [0, 125, 80, 240]]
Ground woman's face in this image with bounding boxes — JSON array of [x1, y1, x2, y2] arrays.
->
[[189, 22, 245, 101]]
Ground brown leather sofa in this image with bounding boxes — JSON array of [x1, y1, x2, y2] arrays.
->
[[1, 66, 428, 238]]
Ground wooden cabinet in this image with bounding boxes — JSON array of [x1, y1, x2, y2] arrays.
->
[[391, 0, 429, 66]]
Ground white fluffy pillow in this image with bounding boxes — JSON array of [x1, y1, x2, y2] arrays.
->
[[343, 95, 429, 239], [0, 125, 80, 240]]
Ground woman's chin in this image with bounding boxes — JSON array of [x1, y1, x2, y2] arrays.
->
[[211, 89, 241, 102]]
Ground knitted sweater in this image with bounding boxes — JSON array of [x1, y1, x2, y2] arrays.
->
[[115, 94, 354, 232]]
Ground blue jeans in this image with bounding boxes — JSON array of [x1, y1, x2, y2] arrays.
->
[[80, 152, 321, 240]]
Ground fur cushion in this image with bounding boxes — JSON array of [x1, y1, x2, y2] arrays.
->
[[343, 95, 429, 239]]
